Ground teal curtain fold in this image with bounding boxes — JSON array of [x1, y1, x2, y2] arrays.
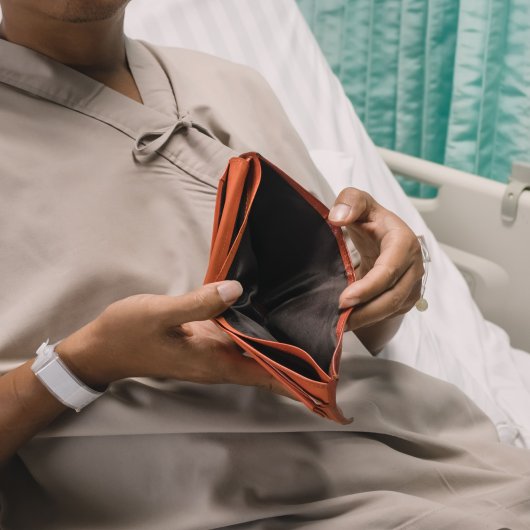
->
[[297, 0, 530, 197]]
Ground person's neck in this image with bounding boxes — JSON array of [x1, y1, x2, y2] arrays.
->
[[0, 6, 143, 102], [0, 6, 126, 74]]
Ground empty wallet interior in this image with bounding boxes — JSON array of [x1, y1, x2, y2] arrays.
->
[[220, 159, 350, 381]]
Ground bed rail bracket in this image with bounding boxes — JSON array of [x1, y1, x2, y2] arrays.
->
[[501, 162, 530, 223]]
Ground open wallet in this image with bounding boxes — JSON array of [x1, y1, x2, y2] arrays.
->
[[204, 153, 356, 424]]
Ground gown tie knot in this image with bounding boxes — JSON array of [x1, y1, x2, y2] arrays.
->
[[133, 112, 213, 162]]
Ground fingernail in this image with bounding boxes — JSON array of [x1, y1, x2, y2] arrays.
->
[[217, 281, 243, 303], [339, 296, 361, 309], [328, 203, 351, 223]]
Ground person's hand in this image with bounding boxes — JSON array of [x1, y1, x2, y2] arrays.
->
[[328, 188, 424, 331], [56, 282, 288, 396]]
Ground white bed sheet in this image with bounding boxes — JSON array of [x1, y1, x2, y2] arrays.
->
[[125, 0, 530, 448]]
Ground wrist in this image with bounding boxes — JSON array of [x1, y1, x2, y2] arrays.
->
[[55, 322, 110, 389], [32, 340, 106, 412]]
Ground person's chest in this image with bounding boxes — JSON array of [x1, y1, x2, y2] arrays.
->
[[0, 85, 231, 362]]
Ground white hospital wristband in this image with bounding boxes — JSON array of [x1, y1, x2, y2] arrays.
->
[[31, 340, 104, 412]]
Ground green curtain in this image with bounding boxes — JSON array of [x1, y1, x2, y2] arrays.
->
[[296, 0, 530, 198]]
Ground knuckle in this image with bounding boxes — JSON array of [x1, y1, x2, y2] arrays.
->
[[339, 187, 370, 205], [354, 189, 371, 211], [191, 289, 209, 309], [360, 189, 374, 204], [339, 186, 357, 200]]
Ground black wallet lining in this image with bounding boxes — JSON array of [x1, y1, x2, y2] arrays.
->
[[223, 161, 348, 379]]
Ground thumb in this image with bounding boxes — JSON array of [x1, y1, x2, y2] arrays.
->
[[162, 281, 243, 325]]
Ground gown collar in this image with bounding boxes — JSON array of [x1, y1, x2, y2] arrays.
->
[[125, 38, 179, 120], [0, 36, 230, 182], [0, 36, 174, 128]]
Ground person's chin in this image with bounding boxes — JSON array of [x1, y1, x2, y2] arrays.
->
[[47, 0, 130, 23]]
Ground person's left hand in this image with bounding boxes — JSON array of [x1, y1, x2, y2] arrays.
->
[[328, 187, 424, 331]]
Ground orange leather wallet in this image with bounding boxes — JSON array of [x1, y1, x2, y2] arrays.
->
[[204, 153, 355, 424]]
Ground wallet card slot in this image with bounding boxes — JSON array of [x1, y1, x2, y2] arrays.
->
[[244, 338, 321, 381], [255, 359, 327, 407], [216, 317, 329, 385]]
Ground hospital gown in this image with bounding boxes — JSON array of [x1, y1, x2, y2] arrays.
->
[[0, 37, 529, 530]]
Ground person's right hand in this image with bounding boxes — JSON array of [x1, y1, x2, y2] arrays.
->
[[56, 281, 289, 396]]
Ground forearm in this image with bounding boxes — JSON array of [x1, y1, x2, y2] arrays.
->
[[0, 360, 67, 466], [354, 314, 403, 355]]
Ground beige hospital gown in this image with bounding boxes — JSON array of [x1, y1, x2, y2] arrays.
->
[[0, 37, 529, 530]]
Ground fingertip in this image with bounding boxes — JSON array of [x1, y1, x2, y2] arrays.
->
[[339, 296, 360, 310], [328, 203, 351, 224], [339, 287, 361, 309], [216, 280, 243, 304]]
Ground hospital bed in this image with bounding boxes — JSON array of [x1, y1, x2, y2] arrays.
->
[[380, 148, 530, 354], [125, 0, 530, 448]]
